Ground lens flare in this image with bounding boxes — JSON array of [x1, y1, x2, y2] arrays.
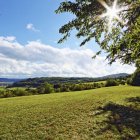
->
[[98, 0, 125, 33]]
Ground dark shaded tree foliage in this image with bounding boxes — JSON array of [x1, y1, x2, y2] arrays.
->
[[105, 79, 119, 87], [131, 68, 140, 86], [56, 0, 140, 65]]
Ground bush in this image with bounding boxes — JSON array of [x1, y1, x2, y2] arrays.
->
[[55, 88, 61, 93], [120, 80, 126, 85], [37, 83, 54, 94], [13, 89, 29, 96], [105, 79, 119, 87], [127, 78, 132, 85], [60, 86, 70, 92], [26, 88, 38, 95], [1, 90, 14, 98]]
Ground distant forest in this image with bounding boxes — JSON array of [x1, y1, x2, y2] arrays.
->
[[11, 73, 129, 88]]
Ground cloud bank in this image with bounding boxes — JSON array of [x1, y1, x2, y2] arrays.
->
[[0, 36, 135, 78]]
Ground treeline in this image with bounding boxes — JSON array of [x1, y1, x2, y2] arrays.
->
[[0, 88, 30, 98], [36, 82, 105, 94], [10, 75, 129, 88], [0, 79, 127, 98], [0, 82, 105, 98], [11, 77, 105, 87], [127, 68, 140, 86]]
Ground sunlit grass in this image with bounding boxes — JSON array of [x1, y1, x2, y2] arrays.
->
[[0, 86, 140, 139]]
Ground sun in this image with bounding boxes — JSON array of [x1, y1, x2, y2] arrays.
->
[[98, 0, 124, 33]]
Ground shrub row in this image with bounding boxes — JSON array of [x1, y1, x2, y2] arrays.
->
[[0, 89, 31, 98], [0, 79, 126, 98]]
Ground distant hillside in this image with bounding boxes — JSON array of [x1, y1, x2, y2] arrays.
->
[[11, 73, 130, 87], [101, 73, 130, 79], [0, 78, 22, 86], [0, 78, 22, 83]]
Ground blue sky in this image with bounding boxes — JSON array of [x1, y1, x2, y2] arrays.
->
[[0, 0, 98, 50], [0, 0, 70, 44], [0, 0, 135, 78]]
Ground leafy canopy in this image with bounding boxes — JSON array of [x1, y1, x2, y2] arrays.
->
[[56, 0, 140, 65]]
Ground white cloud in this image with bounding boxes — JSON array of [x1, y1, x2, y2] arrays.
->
[[0, 36, 136, 78], [26, 23, 40, 32]]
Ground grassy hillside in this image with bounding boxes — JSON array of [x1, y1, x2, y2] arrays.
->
[[0, 86, 140, 140]]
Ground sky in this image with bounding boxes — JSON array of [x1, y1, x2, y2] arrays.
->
[[0, 0, 135, 78]]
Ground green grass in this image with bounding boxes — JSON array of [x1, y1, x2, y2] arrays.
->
[[95, 80, 106, 84], [7, 87, 27, 90], [0, 86, 140, 140]]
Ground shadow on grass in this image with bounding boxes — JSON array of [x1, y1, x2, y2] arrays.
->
[[127, 96, 140, 104], [96, 97, 140, 140]]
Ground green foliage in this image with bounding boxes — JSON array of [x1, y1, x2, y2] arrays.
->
[[0, 81, 124, 98], [0, 88, 30, 98], [56, 0, 140, 65], [13, 88, 29, 96], [0, 90, 13, 98], [0, 86, 140, 139], [12, 77, 110, 87], [58, 82, 105, 92], [55, 88, 61, 93], [127, 78, 132, 85], [37, 82, 54, 94], [119, 80, 126, 85], [1, 82, 105, 98], [26, 88, 38, 95], [105, 79, 119, 87], [130, 68, 140, 86]]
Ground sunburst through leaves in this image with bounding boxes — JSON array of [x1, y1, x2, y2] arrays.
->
[[98, 0, 125, 33]]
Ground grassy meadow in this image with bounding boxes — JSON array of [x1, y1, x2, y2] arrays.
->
[[0, 86, 140, 140]]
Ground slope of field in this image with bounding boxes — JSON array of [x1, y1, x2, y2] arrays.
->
[[0, 86, 140, 140]]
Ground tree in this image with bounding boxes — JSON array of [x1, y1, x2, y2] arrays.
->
[[37, 83, 54, 94], [130, 59, 140, 86], [56, 0, 140, 65], [105, 79, 119, 87], [131, 68, 140, 86]]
